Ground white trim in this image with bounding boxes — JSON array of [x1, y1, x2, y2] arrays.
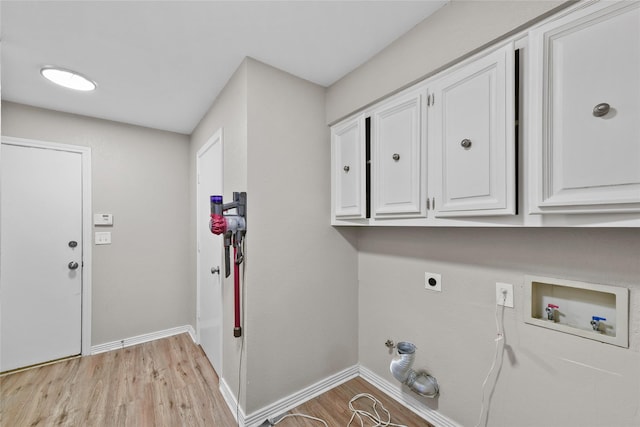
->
[[1, 136, 93, 356], [242, 365, 360, 427], [195, 128, 224, 374], [359, 366, 462, 427], [219, 377, 247, 426], [90, 325, 196, 355]]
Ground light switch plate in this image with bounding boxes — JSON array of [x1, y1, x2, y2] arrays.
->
[[95, 231, 111, 245]]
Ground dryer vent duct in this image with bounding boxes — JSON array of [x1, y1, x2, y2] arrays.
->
[[390, 341, 439, 398]]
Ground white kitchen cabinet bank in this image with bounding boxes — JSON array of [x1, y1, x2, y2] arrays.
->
[[330, 0, 640, 227], [528, 0, 640, 214], [371, 90, 425, 219], [431, 43, 516, 218], [331, 114, 366, 219]]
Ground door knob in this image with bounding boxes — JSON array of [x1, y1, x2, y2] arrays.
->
[[592, 102, 610, 117], [68, 261, 79, 270], [211, 266, 220, 275], [460, 138, 472, 149]]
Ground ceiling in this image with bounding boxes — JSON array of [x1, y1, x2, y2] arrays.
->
[[1, 1, 447, 135]]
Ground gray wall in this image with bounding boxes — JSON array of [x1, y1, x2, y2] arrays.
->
[[189, 58, 359, 414], [1, 101, 191, 345], [358, 228, 640, 426], [327, 1, 640, 426], [243, 58, 359, 413], [189, 59, 249, 407], [326, 0, 568, 124]]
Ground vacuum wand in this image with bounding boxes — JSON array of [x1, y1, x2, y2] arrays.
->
[[210, 192, 247, 337]]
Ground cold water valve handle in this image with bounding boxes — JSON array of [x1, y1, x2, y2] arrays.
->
[[591, 316, 606, 332], [545, 304, 559, 322]]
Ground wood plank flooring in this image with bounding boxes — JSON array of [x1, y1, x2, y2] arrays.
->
[[1, 333, 433, 427], [281, 376, 434, 427], [1, 333, 236, 426]]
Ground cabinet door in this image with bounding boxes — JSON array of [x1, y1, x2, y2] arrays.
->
[[529, 1, 640, 213], [331, 115, 366, 219], [431, 43, 516, 217], [371, 90, 425, 218]]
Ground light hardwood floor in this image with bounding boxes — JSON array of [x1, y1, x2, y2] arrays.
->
[[1, 333, 433, 426]]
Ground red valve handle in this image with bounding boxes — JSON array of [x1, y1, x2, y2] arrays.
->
[[547, 304, 559, 309]]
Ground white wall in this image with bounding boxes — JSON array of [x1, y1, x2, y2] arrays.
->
[[1, 101, 192, 345]]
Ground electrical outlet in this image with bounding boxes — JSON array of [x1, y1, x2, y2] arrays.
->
[[425, 272, 442, 292], [496, 282, 514, 308]]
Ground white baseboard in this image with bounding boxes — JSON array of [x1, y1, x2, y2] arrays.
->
[[231, 365, 359, 427], [359, 366, 462, 427], [90, 324, 196, 355], [219, 376, 247, 426]]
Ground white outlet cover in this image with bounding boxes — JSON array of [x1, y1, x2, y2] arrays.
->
[[425, 272, 442, 292], [496, 282, 514, 307]]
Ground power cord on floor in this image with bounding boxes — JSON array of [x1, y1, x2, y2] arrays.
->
[[473, 292, 507, 427], [266, 392, 408, 427], [347, 393, 408, 427], [271, 413, 329, 426]]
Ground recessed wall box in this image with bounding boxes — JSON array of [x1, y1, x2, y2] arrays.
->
[[524, 275, 629, 348]]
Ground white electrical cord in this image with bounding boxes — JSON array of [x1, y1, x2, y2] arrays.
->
[[347, 393, 408, 427], [236, 238, 247, 426], [474, 293, 506, 427], [272, 413, 329, 426], [268, 393, 408, 427]]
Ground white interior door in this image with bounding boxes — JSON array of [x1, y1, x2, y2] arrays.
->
[[197, 130, 223, 375], [1, 142, 83, 372]]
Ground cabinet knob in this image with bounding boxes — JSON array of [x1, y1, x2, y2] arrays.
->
[[592, 103, 610, 117], [343, 165, 350, 173], [460, 138, 472, 149], [392, 153, 400, 161]]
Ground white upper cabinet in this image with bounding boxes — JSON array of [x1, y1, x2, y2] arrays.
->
[[430, 43, 516, 217], [371, 90, 426, 218], [528, 1, 640, 214], [331, 114, 366, 219]]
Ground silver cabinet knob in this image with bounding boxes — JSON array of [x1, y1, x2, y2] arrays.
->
[[68, 261, 79, 270], [343, 165, 350, 173], [392, 153, 400, 161], [211, 266, 220, 275], [460, 139, 472, 149], [593, 103, 610, 117]]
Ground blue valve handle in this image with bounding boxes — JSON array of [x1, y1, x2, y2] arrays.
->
[[592, 316, 606, 322]]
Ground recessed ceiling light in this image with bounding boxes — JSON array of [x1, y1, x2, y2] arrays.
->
[[40, 67, 96, 92]]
